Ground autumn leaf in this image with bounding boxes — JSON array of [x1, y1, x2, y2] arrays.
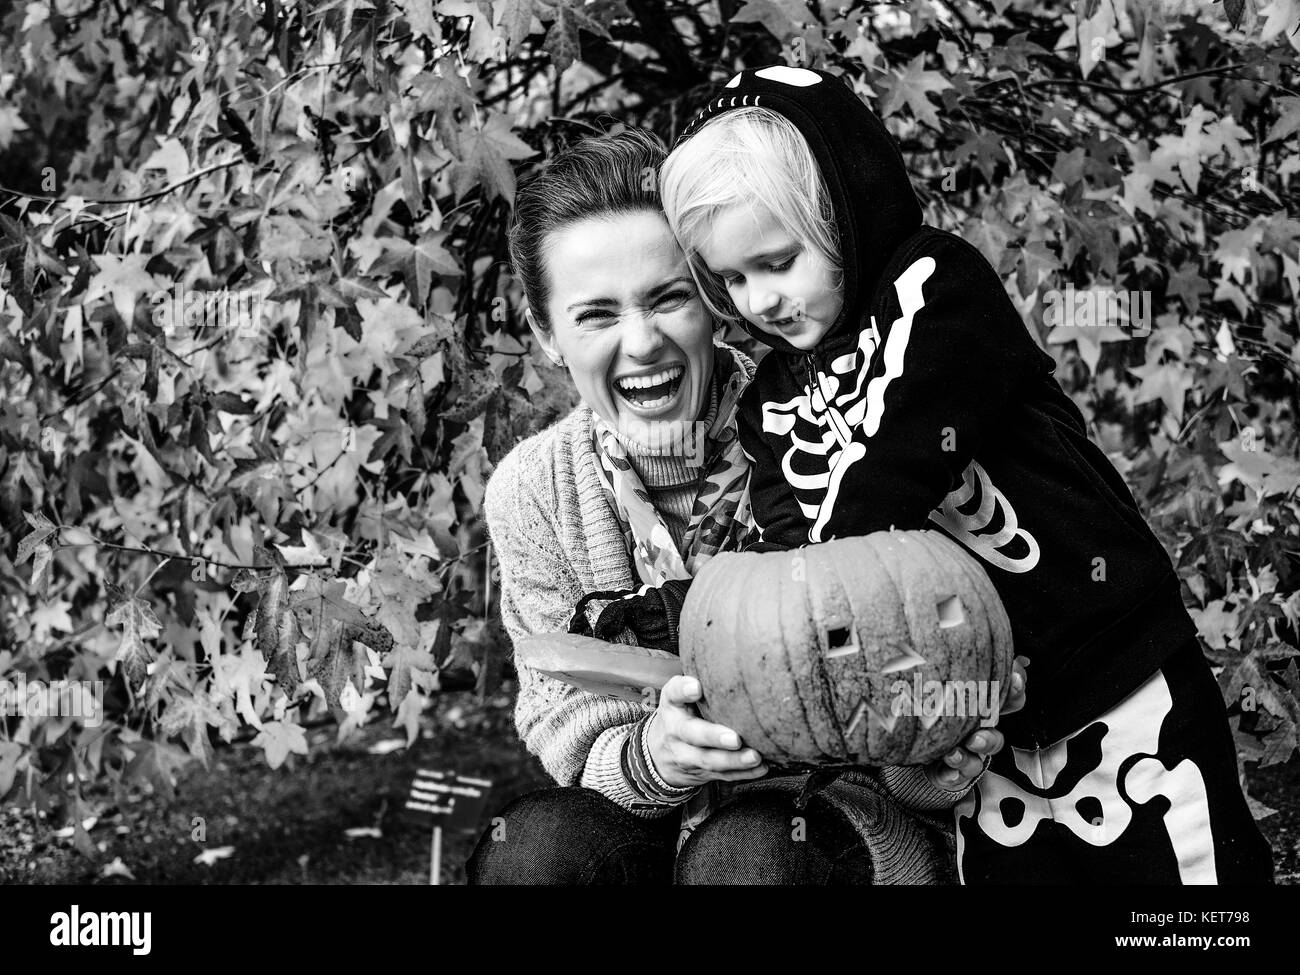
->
[[252, 719, 309, 770], [254, 568, 302, 697], [16, 510, 56, 565], [1218, 438, 1300, 499], [387, 643, 439, 707], [877, 55, 953, 130], [106, 594, 162, 689], [392, 688, 429, 746], [451, 110, 535, 203], [85, 254, 159, 325], [1128, 359, 1194, 423], [290, 576, 393, 710], [0, 742, 24, 800], [0, 105, 29, 150], [160, 694, 225, 766], [730, 0, 811, 40], [214, 648, 271, 729], [494, 0, 537, 57]]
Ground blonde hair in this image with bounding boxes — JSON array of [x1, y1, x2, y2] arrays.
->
[[660, 107, 842, 325]]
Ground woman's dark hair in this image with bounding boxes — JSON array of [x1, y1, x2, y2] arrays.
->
[[508, 127, 668, 330]]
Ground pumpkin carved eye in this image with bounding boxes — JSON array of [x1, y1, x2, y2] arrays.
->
[[679, 529, 1014, 767], [937, 595, 965, 629], [823, 626, 858, 657]]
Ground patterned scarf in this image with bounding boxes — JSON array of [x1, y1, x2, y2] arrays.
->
[[591, 345, 754, 587], [589, 342, 754, 849]]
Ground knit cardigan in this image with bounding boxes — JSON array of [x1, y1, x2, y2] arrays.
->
[[482, 344, 969, 883]]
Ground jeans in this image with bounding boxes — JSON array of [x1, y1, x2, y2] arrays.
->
[[466, 784, 878, 884]]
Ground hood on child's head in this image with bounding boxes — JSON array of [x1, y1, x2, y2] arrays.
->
[[675, 65, 922, 355]]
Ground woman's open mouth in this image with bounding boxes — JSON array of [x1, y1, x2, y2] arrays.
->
[[613, 363, 686, 413]]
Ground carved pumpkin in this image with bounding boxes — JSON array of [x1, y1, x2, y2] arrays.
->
[[678, 529, 1014, 767]]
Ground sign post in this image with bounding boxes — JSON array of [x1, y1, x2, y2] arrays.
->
[[403, 769, 493, 885]]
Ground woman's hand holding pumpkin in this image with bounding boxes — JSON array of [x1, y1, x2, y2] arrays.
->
[[926, 656, 1029, 792], [647, 675, 770, 788]]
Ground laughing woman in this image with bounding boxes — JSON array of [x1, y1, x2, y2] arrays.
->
[[466, 129, 1017, 885]]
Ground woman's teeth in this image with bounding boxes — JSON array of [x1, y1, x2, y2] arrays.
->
[[614, 365, 685, 409]]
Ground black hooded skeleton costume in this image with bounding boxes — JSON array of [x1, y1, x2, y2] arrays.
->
[[691, 65, 1206, 754], [590, 66, 1203, 754], [689, 66, 1200, 748]]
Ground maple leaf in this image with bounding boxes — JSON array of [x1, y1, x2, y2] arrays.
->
[[0, 105, 29, 150], [953, 128, 1008, 182], [193, 845, 236, 867], [1260, 0, 1300, 53], [1166, 261, 1210, 314], [541, 0, 612, 72], [1015, 239, 1060, 299], [252, 719, 309, 769], [214, 648, 270, 728], [16, 510, 56, 565], [1262, 719, 1298, 767], [386, 642, 439, 706], [392, 687, 430, 746], [1191, 598, 1240, 650], [159, 694, 224, 767], [1214, 225, 1263, 285], [414, 61, 477, 147], [0, 741, 24, 800], [451, 110, 535, 203], [275, 530, 331, 568], [290, 576, 394, 711], [1218, 438, 1300, 499], [106, 595, 162, 689], [877, 55, 952, 130], [1128, 360, 1194, 423], [371, 233, 462, 306], [1266, 95, 1300, 144], [85, 254, 159, 325], [254, 568, 302, 697], [730, 0, 810, 40], [494, 0, 536, 57], [122, 739, 189, 803], [397, 0, 441, 42], [100, 857, 135, 881]]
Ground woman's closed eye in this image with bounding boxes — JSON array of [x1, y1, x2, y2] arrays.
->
[[575, 308, 616, 325], [654, 289, 694, 310]]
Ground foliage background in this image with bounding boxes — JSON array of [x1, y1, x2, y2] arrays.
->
[[2, 0, 1299, 853]]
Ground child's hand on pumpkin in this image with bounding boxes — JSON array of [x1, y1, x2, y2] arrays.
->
[[927, 656, 1029, 792], [647, 676, 770, 788]]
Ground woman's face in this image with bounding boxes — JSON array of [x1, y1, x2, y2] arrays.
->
[[531, 210, 715, 441]]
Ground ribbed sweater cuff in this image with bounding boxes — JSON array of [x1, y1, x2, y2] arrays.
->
[[579, 722, 686, 819], [880, 764, 975, 811], [627, 713, 700, 804]]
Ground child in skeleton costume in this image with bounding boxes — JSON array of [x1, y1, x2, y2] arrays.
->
[[649, 66, 1273, 884]]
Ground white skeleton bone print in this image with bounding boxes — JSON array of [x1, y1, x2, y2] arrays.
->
[[758, 255, 1040, 572], [955, 671, 1218, 884]]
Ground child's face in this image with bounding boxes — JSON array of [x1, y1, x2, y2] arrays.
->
[[697, 204, 843, 352]]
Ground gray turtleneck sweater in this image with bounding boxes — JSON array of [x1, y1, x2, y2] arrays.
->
[[611, 373, 721, 554]]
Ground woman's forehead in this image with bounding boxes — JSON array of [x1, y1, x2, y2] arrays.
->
[[545, 211, 689, 298]]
